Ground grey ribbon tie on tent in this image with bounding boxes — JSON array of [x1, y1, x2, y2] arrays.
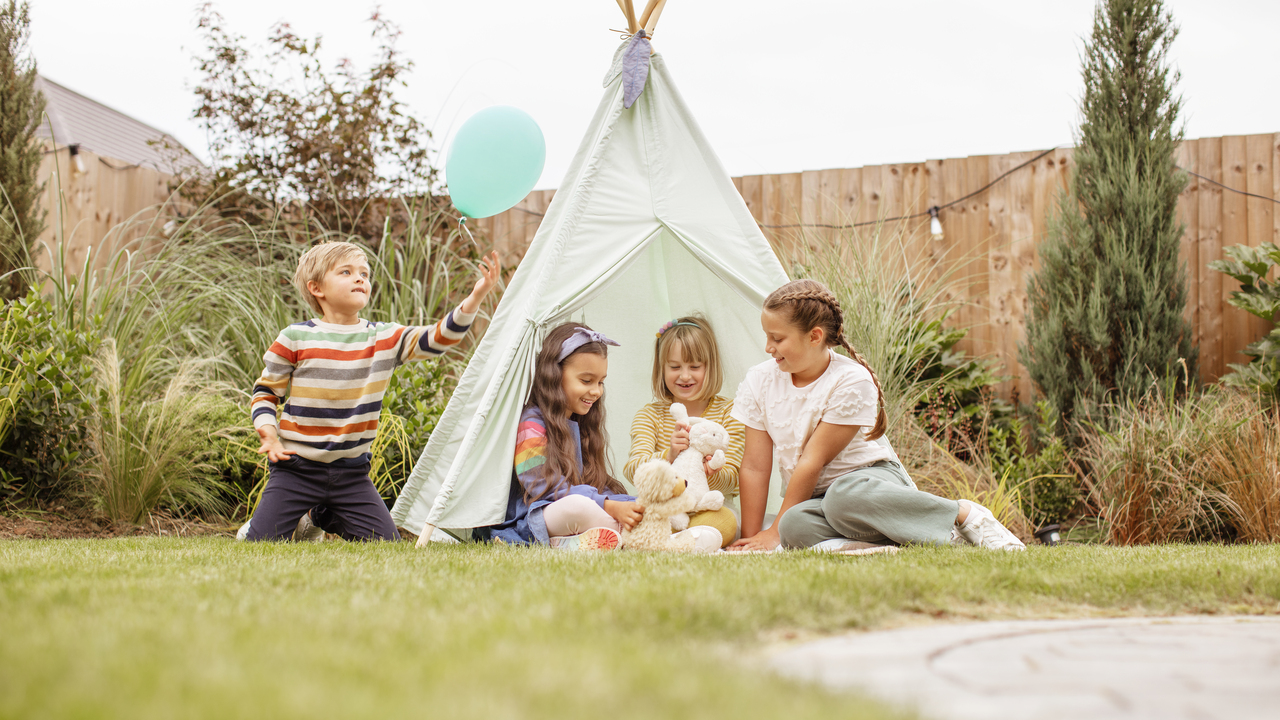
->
[[556, 328, 621, 362]]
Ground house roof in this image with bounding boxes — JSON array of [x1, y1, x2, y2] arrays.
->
[[35, 75, 202, 173]]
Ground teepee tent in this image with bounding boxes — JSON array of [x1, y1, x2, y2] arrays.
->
[[391, 1, 792, 543]]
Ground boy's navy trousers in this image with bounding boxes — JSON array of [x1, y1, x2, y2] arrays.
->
[[244, 456, 399, 541]]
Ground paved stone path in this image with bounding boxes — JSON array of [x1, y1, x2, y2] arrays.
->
[[769, 616, 1280, 720]]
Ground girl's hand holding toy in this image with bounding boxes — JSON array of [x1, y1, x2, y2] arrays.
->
[[604, 499, 645, 530]]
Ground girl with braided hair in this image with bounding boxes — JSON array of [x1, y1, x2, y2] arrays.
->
[[729, 279, 1025, 553]]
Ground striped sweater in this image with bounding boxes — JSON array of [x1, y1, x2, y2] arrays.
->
[[624, 396, 745, 498], [250, 307, 476, 464]]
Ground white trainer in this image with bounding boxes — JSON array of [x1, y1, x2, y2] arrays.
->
[[957, 501, 1026, 551], [950, 526, 967, 546], [235, 520, 251, 541], [294, 511, 326, 542]]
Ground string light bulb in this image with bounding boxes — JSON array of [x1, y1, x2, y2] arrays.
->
[[69, 144, 86, 175], [928, 206, 943, 241]]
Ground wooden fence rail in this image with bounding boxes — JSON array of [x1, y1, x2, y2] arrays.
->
[[475, 133, 1280, 401]]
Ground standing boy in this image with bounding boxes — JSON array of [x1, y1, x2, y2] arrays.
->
[[243, 241, 500, 541]]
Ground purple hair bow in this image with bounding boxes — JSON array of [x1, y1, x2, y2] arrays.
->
[[556, 328, 621, 362]]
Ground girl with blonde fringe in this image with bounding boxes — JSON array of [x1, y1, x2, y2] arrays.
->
[[624, 316, 743, 550], [729, 280, 1025, 553]]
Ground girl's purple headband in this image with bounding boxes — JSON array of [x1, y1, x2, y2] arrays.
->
[[557, 328, 620, 362]]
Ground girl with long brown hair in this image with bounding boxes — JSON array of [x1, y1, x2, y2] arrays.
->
[[482, 322, 642, 550], [729, 279, 1025, 553]]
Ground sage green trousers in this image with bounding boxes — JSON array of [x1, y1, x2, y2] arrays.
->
[[778, 461, 959, 548]]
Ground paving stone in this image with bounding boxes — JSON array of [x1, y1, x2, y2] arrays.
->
[[769, 616, 1280, 720]]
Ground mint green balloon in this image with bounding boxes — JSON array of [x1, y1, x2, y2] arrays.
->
[[446, 106, 546, 219]]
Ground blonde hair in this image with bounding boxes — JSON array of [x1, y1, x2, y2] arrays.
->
[[651, 315, 724, 404], [293, 241, 368, 315], [763, 279, 887, 441]]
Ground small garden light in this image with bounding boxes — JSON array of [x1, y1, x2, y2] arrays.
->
[[1034, 524, 1062, 546], [928, 206, 943, 240]]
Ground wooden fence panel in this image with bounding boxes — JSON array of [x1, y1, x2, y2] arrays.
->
[[988, 154, 1015, 398], [1245, 135, 1275, 346], [473, 133, 1279, 398], [1005, 151, 1038, 401], [1197, 136, 1225, 381], [1221, 136, 1251, 369], [1274, 134, 1280, 246]]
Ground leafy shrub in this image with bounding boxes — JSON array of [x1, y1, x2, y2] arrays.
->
[[912, 314, 1011, 461], [1209, 242, 1280, 401], [379, 358, 458, 496], [0, 291, 101, 500], [188, 6, 435, 237], [989, 401, 1076, 528], [81, 341, 228, 524]]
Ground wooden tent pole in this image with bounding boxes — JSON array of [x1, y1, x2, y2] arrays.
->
[[638, 0, 661, 28], [415, 521, 437, 548], [643, 0, 668, 35], [620, 0, 639, 34]]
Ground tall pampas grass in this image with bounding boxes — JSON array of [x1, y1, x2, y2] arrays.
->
[[82, 340, 228, 524]]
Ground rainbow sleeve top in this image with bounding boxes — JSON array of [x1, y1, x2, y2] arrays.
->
[[249, 306, 476, 464]]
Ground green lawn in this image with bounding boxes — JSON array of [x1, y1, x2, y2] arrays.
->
[[2, 541, 1278, 720]]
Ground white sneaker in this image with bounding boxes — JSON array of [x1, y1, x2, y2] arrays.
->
[[685, 526, 723, 554], [950, 526, 967, 546], [957, 501, 1026, 551], [294, 511, 326, 542], [811, 538, 900, 556], [235, 520, 251, 541]]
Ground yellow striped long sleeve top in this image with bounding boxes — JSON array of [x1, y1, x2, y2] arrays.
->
[[624, 396, 745, 498]]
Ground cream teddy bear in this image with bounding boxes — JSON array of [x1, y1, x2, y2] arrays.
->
[[668, 402, 728, 532], [621, 459, 697, 552]]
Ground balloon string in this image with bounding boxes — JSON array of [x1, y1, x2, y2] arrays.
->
[[459, 217, 481, 253]]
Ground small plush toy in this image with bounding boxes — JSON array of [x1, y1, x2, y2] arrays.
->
[[668, 402, 729, 532], [621, 459, 697, 552]]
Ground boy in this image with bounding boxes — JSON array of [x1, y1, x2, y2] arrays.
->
[[242, 241, 500, 541]]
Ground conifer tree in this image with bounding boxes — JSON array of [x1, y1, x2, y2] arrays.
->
[[0, 0, 44, 299], [1020, 0, 1195, 429]]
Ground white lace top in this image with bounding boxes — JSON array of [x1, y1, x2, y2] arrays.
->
[[731, 350, 891, 496]]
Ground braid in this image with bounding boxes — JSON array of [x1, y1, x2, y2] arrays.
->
[[766, 280, 888, 440], [835, 335, 887, 441]]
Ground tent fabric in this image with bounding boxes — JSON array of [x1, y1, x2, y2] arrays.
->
[[390, 48, 794, 534]]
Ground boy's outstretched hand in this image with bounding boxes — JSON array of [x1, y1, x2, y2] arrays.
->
[[256, 426, 296, 464], [459, 251, 501, 315]]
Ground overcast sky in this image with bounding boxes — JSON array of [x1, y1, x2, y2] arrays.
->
[[29, 1, 1280, 191]]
